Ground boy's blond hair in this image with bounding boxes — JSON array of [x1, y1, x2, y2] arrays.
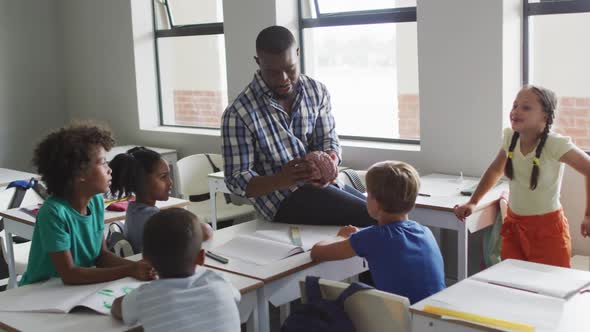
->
[[365, 161, 420, 214]]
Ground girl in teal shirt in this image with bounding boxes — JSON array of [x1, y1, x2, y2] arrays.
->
[[19, 123, 155, 286]]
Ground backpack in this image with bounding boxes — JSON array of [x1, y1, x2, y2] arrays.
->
[[281, 276, 373, 332], [106, 221, 134, 257]]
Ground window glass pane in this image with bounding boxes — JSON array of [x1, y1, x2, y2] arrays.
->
[[157, 35, 228, 128], [529, 13, 590, 149], [154, 0, 223, 29], [317, 0, 416, 15], [303, 22, 419, 140]]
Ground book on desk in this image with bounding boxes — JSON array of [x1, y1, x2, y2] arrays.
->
[[210, 225, 336, 266], [417, 259, 590, 332], [471, 259, 590, 299], [0, 277, 143, 315]]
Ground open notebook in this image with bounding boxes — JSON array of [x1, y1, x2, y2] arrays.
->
[[425, 278, 566, 331], [210, 226, 337, 266], [472, 259, 590, 299], [0, 277, 144, 315]]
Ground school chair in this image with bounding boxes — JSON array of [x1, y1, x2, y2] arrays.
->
[[0, 186, 44, 281], [298, 278, 411, 332], [0, 231, 31, 276], [175, 153, 256, 227]]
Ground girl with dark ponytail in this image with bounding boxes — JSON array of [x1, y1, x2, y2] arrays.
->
[[455, 86, 590, 268], [109, 147, 173, 253]]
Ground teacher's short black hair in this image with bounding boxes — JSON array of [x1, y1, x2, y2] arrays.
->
[[256, 25, 296, 54]]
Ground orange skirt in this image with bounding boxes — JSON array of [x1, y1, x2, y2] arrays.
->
[[500, 207, 571, 268]]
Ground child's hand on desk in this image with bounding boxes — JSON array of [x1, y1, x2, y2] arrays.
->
[[337, 225, 359, 238], [454, 203, 476, 222], [581, 216, 590, 238], [132, 260, 157, 281], [201, 222, 214, 242]]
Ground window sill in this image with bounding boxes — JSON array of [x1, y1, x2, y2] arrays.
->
[[340, 138, 421, 152], [141, 125, 221, 137], [140, 126, 421, 152]]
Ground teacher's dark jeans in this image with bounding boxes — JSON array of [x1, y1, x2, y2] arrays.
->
[[274, 184, 376, 227]]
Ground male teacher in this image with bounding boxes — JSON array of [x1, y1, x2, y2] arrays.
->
[[221, 25, 374, 227]]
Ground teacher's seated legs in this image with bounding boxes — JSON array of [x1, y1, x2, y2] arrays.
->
[[274, 184, 376, 226]]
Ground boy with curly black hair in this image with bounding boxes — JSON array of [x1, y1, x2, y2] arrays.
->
[[19, 122, 155, 286]]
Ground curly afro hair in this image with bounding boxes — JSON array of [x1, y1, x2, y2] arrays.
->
[[33, 122, 115, 198]]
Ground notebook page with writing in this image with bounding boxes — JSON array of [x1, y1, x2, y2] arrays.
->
[[472, 259, 590, 298], [0, 278, 144, 315], [76, 278, 144, 314], [0, 279, 104, 313], [211, 234, 303, 265]]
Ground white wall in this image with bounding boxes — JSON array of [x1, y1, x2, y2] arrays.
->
[[59, 0, 221, 159], [223, 0, 278, 102], [0, 0, 66, 171]]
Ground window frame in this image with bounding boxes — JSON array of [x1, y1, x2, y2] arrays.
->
[[298, 0, 419, 144], [523, 0, 590, 84], [152, 0, 226, 130], [523, 0, 590, 152]]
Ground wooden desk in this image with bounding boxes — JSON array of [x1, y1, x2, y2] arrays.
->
[[0, 197, 189, 289], [107, 145, 179, 197], [203, 219, 367, 332], [411, 173, 507, 281], [0, 266, 262, 332], [0, 168, 39, 187], [410, 260, 590, 332]]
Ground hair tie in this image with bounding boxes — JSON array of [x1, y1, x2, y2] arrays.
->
[[507, 152, 514, 159], [533, 157, 540, 166]]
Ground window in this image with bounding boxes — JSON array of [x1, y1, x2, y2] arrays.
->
[[299, 0, 419, 142], [153, 0, 227, 129], [524, 0, 590, 150]]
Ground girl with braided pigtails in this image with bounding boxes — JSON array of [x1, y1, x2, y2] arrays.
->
[[455, 86, 590, 267]]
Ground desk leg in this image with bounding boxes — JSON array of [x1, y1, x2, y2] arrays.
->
[[208, 182, 218, 230], [5, 230, 17, 289], [257, 287, 270, 332], [457, 222, 468, 280], [246, 302, 259, 332]]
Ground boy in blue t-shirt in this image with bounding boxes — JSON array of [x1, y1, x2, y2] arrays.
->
[[311, 161, 445, 304]]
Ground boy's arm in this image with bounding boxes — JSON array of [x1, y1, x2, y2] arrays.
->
[[111, 296, 124, 321], [311, 238, 356, 262], [112, 290, 140, 326]]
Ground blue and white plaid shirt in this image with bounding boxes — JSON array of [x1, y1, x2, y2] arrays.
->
[[221, 71, 341, 221]]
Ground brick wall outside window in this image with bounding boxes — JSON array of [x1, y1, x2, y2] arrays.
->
[[171, 92, 589, 149], [554, 97, 590, 151], [398, 93, 420, 139], [173, 90, 225, 128]]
